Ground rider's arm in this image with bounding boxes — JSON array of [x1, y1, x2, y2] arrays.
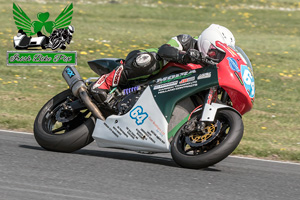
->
[[157, 34, 200, 64], [157, 43, 185, 63]]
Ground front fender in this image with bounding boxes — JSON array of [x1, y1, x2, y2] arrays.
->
[[168, 102, 241, 140], [201, 103, 242, 122]]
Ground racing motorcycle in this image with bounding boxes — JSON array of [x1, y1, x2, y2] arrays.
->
[[34, 41, 255, 169]]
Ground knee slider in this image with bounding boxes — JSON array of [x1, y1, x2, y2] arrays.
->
[[134, 53, 155, 68]]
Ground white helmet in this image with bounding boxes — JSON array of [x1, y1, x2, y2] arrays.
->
[[198, 24, 235, 62], [67, 25, 75, 35]]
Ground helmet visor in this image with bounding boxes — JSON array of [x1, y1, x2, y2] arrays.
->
[[207, 44, 226, 62]]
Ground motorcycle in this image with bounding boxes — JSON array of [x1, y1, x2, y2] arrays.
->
[[13, 30, 48, 50], [33, 41, 255, 169], [48, 27, 73, 50]]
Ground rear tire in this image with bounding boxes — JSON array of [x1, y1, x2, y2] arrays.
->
[[171, 109, 243, 169], [34, 90, 95, 153]]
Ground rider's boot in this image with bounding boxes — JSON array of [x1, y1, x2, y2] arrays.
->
[[90, 65, 126, 103]]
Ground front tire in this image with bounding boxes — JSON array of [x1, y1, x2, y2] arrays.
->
[[171, 109, 243, 169], [34, 90, 95, 153], [50, 39, 61, 50]]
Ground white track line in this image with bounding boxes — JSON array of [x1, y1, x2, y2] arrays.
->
[[0, 129, 32, 135], [229, 155, 300, 166], [1, 129, 299, 165]]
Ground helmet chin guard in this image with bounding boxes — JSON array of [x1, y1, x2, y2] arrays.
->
[[198, 24, 235, 62]]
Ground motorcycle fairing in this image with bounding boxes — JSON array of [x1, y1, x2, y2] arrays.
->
[[29, 36, 45, 47], [88, 58, 122, 76], [216, 42, 254, 115], [92, 87, 170, 153], [150, 65, 219, 122], [14, 35, 28, 48], [13, 35, 46, 49]]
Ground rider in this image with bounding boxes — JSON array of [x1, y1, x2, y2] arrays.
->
[[90, 24, 235, 103], [49, 25, 75, 50]]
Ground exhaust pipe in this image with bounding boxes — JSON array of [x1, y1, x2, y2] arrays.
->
[[62, 66, 105, 121]]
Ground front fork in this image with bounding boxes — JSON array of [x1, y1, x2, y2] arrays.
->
[[201, 87, 239, 122], [182, 87, 221, 138], [201, 87, 218, 122]]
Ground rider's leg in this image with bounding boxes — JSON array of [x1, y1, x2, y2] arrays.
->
[[90, 64, 127, 102], [90, 50, 162, 102]]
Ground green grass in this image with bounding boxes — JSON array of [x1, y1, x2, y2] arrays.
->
[[0, 0, 300, 162]]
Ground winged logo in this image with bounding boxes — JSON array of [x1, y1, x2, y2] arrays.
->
[[13, 3, 73, 36]]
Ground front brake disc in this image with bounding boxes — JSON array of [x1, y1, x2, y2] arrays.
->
[[185, 120, 221, 147]]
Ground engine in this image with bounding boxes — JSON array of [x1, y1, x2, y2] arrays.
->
[[104, 86, 144, 115]]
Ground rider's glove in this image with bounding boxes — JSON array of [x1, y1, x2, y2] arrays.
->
[[182, 49, 202, 64], [202, 56, 219, 65]]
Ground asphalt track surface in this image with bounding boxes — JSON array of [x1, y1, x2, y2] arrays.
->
[[0, 130, 299, 200]]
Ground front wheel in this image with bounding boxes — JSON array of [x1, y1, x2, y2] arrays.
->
[[34, 90, 95, 153], [50, 38, 62, 50], [171, 109, 243, 169]]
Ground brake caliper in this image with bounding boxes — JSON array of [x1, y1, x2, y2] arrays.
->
[[183, 120, 221, 147]]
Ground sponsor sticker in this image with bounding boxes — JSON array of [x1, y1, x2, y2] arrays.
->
[[153, 81, 178, 90], [197, 72, 211, 80], [179, 76, 195, 84], [112, 65, 124, 86], [234, 71, 243, 85], [156, 70, 196, 83], [157, 81, 197, 94], [66, 67, 75, 78], [227, 57, 240, 72]]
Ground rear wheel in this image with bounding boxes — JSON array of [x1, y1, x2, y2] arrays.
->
[[34, 90, 95, 153], [171, 109, 243, 169]]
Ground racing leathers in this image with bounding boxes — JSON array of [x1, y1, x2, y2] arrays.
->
[[90, 34, 203, 103]]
